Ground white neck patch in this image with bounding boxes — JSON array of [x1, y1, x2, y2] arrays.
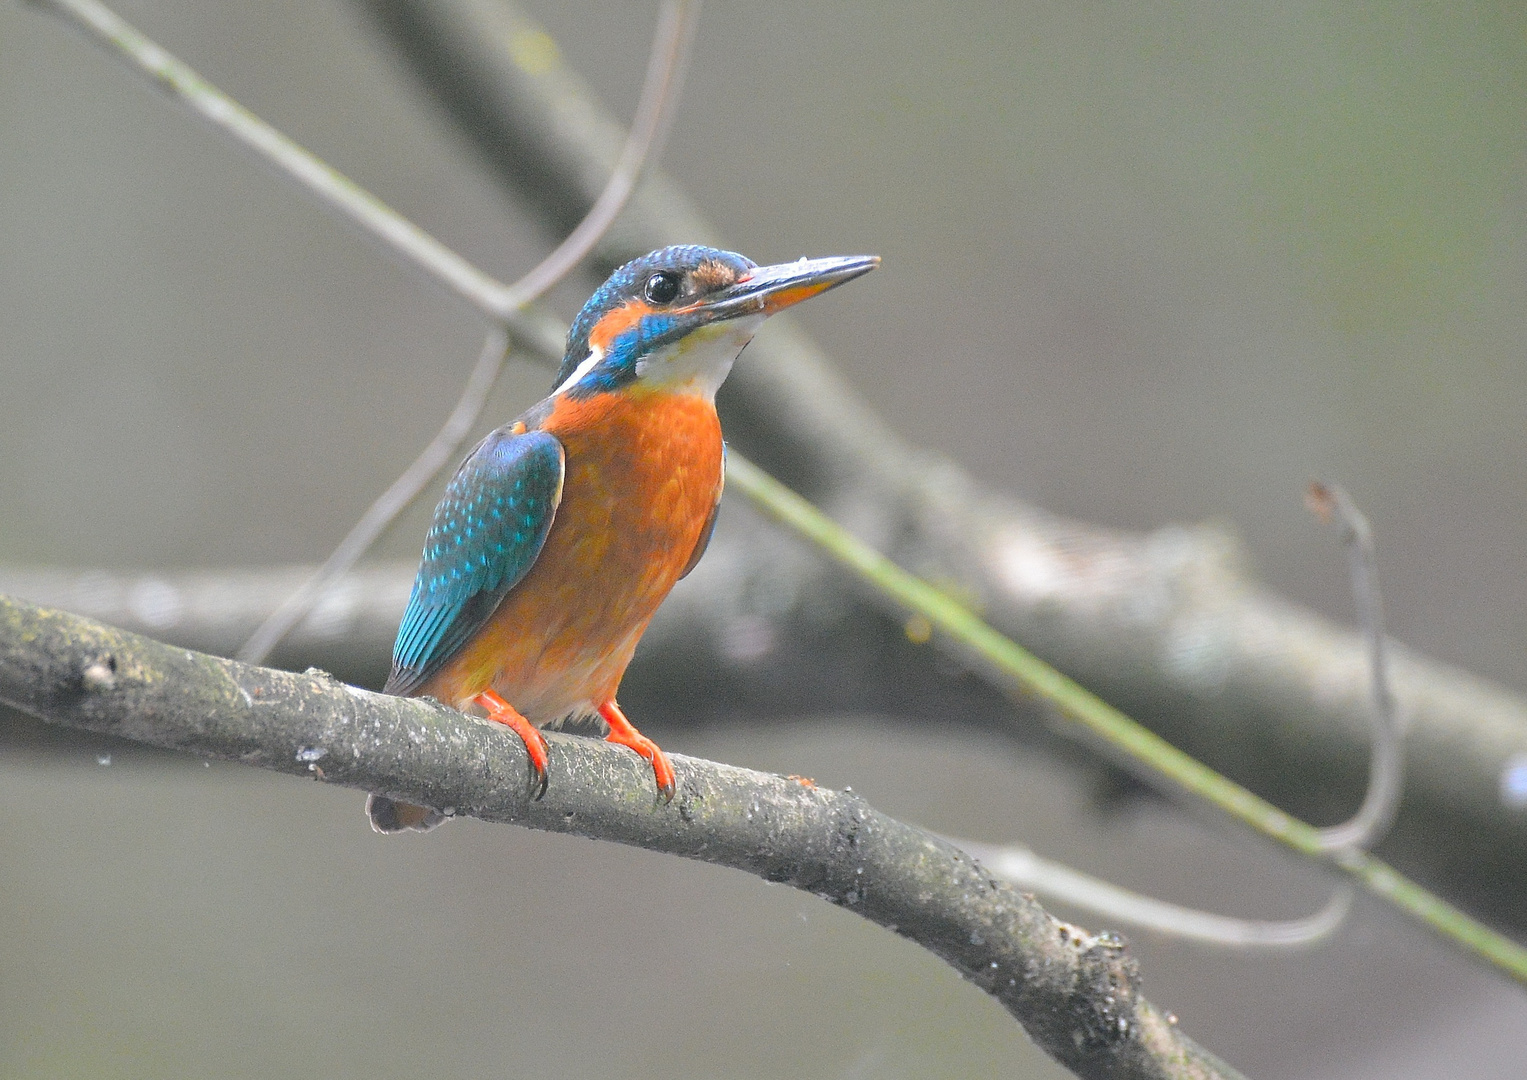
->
[[551, 343, 606, 397]]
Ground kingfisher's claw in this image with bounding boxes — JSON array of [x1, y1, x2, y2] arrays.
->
[[651, 757, 677, 805], [598, 699, 676, 804], [474, 689, 552, 802]]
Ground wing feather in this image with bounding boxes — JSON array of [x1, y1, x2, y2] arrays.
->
[[384, 427, 565, 696]]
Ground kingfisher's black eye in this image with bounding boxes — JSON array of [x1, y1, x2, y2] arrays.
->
[[644, 271, 681, 304]]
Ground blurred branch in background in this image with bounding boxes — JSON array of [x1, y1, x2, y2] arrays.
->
[[954, 483, 1394, 947], [0, 595, 1246, 1080], [727, 454, 1527, 981]]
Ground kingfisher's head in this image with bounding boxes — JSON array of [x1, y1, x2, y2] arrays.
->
[[552, 245, 878, 401]]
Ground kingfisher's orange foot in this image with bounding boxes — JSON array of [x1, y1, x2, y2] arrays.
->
[[474, 689, 550, 800], [598, 700, 676, 803]]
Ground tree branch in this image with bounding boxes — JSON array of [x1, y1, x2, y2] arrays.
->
[[0, 593, 1243, 1080], [9, 529, 1527, 941]]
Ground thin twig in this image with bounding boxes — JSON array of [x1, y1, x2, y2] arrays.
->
[[956, 838, 1353, 948], [0, 594, 1245, 1080], [492, 0, 697, 310], [235, 0, 698, 664], [1026, 480, 1393, 945], [1305, 481, 1403, 853]]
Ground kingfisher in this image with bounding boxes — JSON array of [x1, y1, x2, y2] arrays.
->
[[367, 245, 879, 832]]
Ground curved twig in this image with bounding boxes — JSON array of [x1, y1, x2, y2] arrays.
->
[[1305, 481, 1403, 853], [0, 594, 1244, 1080], [984, 482, 1386, 943], [234, 0, 699, 664], [957, 838, 1353, 949], [490, 0, 697, 311]]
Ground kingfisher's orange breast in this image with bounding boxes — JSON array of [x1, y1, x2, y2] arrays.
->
[[420, 388, 723, 722]]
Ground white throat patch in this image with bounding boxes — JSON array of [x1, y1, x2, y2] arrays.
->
[[633, 314, 764, 400]]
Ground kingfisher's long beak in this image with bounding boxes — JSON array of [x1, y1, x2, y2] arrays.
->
[[697, 254, 880, 321]]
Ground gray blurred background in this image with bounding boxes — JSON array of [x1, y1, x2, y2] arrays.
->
[[2, 1, 1525, 1076]]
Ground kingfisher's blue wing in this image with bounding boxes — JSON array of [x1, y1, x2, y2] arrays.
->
[[384, 427, 565, 696]]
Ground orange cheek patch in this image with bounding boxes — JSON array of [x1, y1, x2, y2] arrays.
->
[[588, 300, 653, 354]]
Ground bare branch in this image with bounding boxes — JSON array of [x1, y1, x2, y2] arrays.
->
[[6, 503, 1524, 985], [0, 593, 1244, 1080]]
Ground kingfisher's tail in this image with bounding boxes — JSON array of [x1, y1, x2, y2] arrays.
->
[[366, 793, 447, 834]]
